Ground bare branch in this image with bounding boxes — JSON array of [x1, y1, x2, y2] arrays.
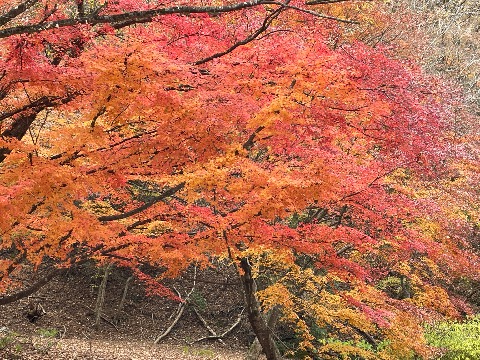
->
[[340, 167, 400, 201], [0, 0, 39, 27], [81, 303, 119, 331], [0, 93, 77, 164], [191, 306, 226, 345], [0, 267, 66, 305], [347, 322, 377, 348], [0, 1, 357, 40], [0, 1, 279, 39], [336, 243, 354, 256], [154, 288, 187, 343], [114, 275, 133, 322], [0, 95, 62, 123], [94, 262, 113, 329]]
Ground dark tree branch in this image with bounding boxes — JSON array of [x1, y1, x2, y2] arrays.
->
[[0, 96, 61, 123], [97, 182, 186, 222], [334, 204, 348, 228], [194, 2, 290, 65], [0, 0, 39, 27], [0, 1, 280, 39], [0, 0, 358, 39], [0, 267, 67, 305], [340, 166, 400, 202], [272, 1, 359, 24], [77, 0, 85, 18], [0, 94, 76, 163], [243, 126, 266, 150], [0, 243, 132, 306], [90, 105, 106, 128], [0, 110, 38, 163], [39, 4, 58, 24], [348, 322, 377, 348], [190, 306, 244, 344]]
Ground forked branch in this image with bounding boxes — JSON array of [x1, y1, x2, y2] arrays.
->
[[190, 306, 245, 344]]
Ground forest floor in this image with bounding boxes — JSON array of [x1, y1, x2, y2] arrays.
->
[[0, 263, 256, 359]]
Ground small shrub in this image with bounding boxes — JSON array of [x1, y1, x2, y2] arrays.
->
[[425, 315, 480, 360], [37, 328, 59, 338], [0, 329, 23, 359], [0, 329, 17, 350], [190, 290, 207, 312]]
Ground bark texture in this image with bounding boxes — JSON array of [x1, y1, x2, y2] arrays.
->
[[240, 258, 280, 360]]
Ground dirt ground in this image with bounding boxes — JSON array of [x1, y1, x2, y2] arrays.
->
[[0, 264, 253, 359], [1, 337, 248, 359]]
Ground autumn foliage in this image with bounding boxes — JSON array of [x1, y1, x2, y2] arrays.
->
[[0, 1, 479, 359]]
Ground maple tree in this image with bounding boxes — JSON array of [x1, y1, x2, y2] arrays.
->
[[356, 0, 480, 312], [0, 1, 479, 359]]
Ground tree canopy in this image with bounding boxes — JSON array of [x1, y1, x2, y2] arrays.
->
[[0, 1, 478, 359]]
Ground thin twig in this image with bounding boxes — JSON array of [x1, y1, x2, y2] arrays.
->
[[272, 2, 359, 24], [194, 2, 290, 65]]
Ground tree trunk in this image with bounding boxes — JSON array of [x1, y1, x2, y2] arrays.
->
[[239, 258, 280, 360], [94, 263, 112, 329], [0, 94, 75, 164], [113, 275, 133, 323], [246, 306, 280, 360]]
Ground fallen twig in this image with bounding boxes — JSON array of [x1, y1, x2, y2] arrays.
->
[[189, 307, 245, 344], [154, 267, 198, 344], [192, 306, 226, 345]]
